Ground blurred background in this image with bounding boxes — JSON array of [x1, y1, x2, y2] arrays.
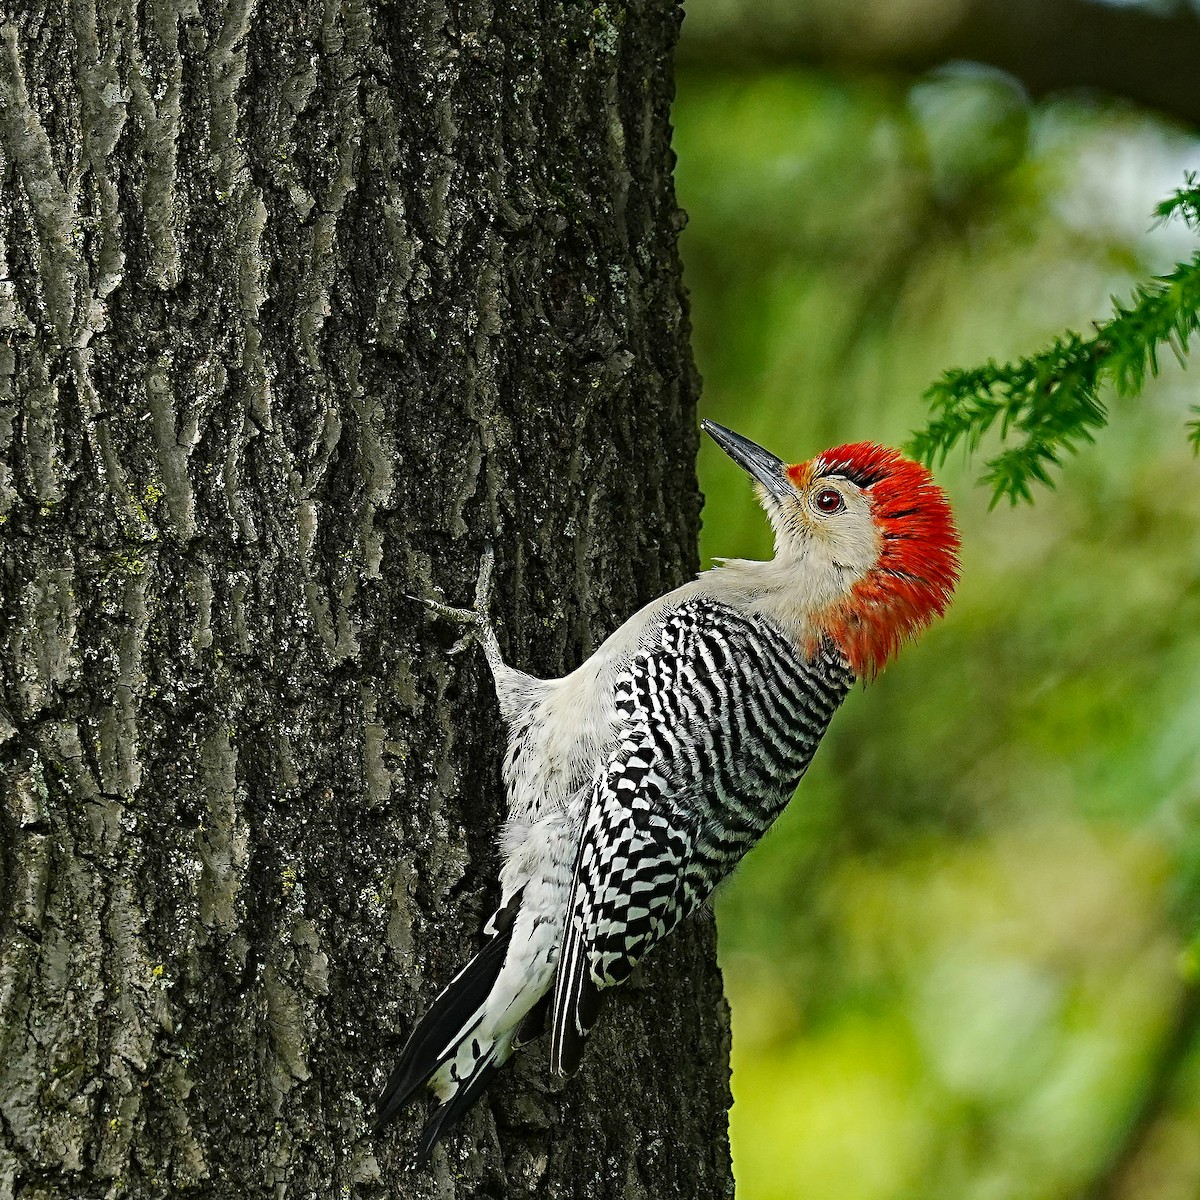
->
[[674, 1, 1200, 1197]]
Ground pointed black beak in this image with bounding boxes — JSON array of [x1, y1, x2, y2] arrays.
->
[[701, 420, 792, 499]]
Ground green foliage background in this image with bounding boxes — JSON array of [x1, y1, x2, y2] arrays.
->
[[675, 55, 1200, 1200]]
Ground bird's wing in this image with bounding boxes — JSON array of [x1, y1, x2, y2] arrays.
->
[[549, 597, 854, 1075]]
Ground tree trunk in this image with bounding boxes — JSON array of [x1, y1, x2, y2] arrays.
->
[[0, 2, 734, 1196]]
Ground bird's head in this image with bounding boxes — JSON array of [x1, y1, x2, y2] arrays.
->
[[703, 420, 960, 679]]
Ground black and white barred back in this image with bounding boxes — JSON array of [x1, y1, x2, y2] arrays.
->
[[550, 597, 855, 1072]]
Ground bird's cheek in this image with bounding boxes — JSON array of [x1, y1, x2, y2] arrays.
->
[[791, 510, 816, 537], [767, 501, 809, 545], [829, 525, 878, 577]]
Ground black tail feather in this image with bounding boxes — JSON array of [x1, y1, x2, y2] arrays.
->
[[550, 964, 604, 1078], [416, 1052, 502, 1164], [412, 987, 553, 1160], [374, 894, 521, 1136], [411, 971, 557, 1160], [514, 991, 551, 1047], [550, 859, 607, 1077]]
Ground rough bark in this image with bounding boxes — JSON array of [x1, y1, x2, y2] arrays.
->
[[680, 0, 1200, 129], [0, 2, 734, 1197]]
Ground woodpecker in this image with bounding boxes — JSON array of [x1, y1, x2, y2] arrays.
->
[[376, 420, 959, 1159]]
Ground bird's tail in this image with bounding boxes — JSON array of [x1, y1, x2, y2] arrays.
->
[[374, 893, 525, 1160]]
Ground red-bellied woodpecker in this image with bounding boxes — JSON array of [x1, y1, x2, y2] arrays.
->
[[375, 420, 960, 1159]]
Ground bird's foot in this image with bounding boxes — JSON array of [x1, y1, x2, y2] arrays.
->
[[409, 543, 501, 661]]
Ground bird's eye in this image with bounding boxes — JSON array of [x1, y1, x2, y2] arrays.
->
[[814, 488, 844, 515]]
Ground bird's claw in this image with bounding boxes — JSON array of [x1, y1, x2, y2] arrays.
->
[[412, 596, 482, 629], [446, 632, 476, 657], [409, 542, 498, 656]]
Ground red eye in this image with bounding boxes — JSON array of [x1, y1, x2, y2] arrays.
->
[[814, 488, 844, 515]]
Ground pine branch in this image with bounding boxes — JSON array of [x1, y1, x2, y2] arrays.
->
[[907, 177, 1200, 505]]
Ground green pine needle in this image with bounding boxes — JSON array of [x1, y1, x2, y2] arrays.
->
[[906, 177, 1200, 505]]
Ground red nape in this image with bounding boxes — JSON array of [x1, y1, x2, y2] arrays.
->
[[808, 444, 960, 680]]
